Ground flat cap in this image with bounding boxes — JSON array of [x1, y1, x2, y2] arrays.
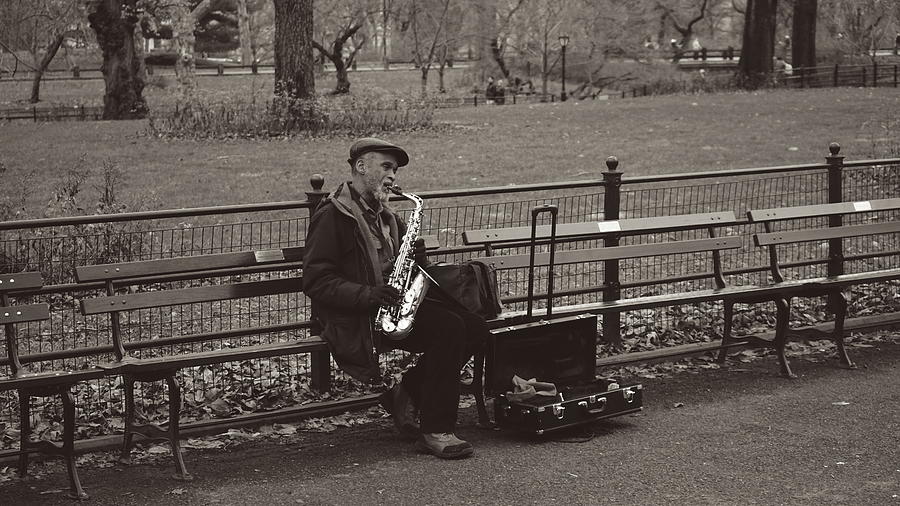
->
[[348, 137, 409, 167]]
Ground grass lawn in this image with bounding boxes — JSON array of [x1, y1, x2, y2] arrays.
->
[[1, 86, 898, 216]]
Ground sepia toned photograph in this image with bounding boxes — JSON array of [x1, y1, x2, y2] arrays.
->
[[1, 0, 899, 504]]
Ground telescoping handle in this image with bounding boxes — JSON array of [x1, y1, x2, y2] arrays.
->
[[527, 204, 559, 318]]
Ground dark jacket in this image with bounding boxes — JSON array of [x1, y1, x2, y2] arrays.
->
[[303, 182, 405, 383]]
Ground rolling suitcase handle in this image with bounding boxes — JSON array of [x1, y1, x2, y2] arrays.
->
[[527, 204, 559, 318]]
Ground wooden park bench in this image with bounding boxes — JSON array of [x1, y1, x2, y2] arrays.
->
[[1, 272, 95, 499], [72, 235, 444, 480], [463, 209, 752, 332], [74, 247, 327, 481], [719, 197, 900, 377]]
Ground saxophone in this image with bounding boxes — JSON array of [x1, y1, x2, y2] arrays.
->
[[375, 186, 431, 340]]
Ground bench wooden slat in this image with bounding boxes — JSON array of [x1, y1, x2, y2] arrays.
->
[[754, 221, 900, 246], [75, 247, 304, 282], [0, 368, 107, 391], [106, 339, 328, 373], [80, 277, 302, 315], [0, 304, 50, 325], [749, 197, 900, 222], [473, 236, 743, 270], [0, 272, 43, 292], [462, 212, 736, 245]]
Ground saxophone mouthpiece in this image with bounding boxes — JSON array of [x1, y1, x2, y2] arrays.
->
[[388, 185, 404, 195]]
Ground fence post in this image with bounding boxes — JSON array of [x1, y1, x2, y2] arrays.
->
[[895, 65, 898, 88], [33, 106, 37, 122], [643, 84, 648, 96], [474, 94, 477, 107], [251, 61, 258, 74], [217, 64, 224, 76], [72, 65, 80, 79], [305, 174, 332, 393], [825, 143, 845, 314], [147, 64, 154, 76], [862, 66, 867, 87], [601, 156, 623, 347], [873, 62, 878, 87], [833, 63, 839, 87]]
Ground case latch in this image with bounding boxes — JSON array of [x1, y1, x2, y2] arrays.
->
[[550, 404, 565, 419]]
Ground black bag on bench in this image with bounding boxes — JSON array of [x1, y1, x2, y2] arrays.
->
[[487, 204, 643, 434]]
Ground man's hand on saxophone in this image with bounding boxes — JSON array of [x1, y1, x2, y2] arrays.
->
[[368, 285, 401, 308]]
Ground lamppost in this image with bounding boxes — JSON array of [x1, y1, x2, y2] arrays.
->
[[559, 34, 570, 101]]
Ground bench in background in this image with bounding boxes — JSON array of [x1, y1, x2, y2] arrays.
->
[[724, 197, 900, 377], [74, 247, 326, 480], [1, 272, 92, 499]]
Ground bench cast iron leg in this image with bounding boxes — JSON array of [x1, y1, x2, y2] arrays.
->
[[119, 375, 136, 465], [472, 350, 492, 428], [774, 297, 796, 379], [18, 392, 31, 478], [830, 291, 855, 370], [717, 300, 735, 363], [166, 375, 192, 481], [61, 388, 88, 500]]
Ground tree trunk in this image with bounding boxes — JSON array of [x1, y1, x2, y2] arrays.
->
[[30, 32, 66, 104], [420, 66, 429, 95], [237, 0, 254, 65], [489, 39, 511, 80], [791, 0, 816, 68], [88, 0, 148, 120], [739, 0, 778, 88], [273, 0, 315, 99], [172, 1, 197, 92], [334, 58, 351, 94]]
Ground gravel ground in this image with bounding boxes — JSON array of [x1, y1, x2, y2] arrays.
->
[[3, 337, 899, 506]]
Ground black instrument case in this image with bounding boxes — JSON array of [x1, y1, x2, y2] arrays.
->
[[487, 205, 643, 434]]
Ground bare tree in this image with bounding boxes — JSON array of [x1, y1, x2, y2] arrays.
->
[[237, 0, 254, 64], [0, 1, 85, 104], [407, 0, 464, 94], [821, 0, 894, 63], [738, 0, 777, 88], [273, 0, 314, 99], [656, 0, 711, 48], [792, 0, 816, 68], [512, 0, 570, 96], [88, 0, 149, 119], [312, 1, 373, 94]]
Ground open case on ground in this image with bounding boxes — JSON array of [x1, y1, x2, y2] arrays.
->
[[485, 204, 643, 435], [487, 314, 643, 434]]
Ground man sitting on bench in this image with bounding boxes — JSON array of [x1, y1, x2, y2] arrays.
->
[[303, 137, 487, 459]]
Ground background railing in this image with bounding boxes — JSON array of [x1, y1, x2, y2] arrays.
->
[[1, 146, 899, 455]]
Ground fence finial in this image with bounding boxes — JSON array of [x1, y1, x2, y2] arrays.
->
[[310, 174, 325, 192], [605, 156, 620, 172], [828, 142, 841, 156]]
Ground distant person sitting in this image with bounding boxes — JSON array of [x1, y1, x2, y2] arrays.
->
[[485, 76, 497, 103]]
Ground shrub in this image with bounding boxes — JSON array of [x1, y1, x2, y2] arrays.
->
[[147, 87, 435, 139]]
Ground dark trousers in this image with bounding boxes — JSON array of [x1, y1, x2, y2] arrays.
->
[[389, 296, 487, 433]]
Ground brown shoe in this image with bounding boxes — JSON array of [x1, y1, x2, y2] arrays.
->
[[378, 384, 419, 438], [415, 433, 474, 459]]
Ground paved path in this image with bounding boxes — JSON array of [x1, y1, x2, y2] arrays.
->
[[4, 339, 899, 505]]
